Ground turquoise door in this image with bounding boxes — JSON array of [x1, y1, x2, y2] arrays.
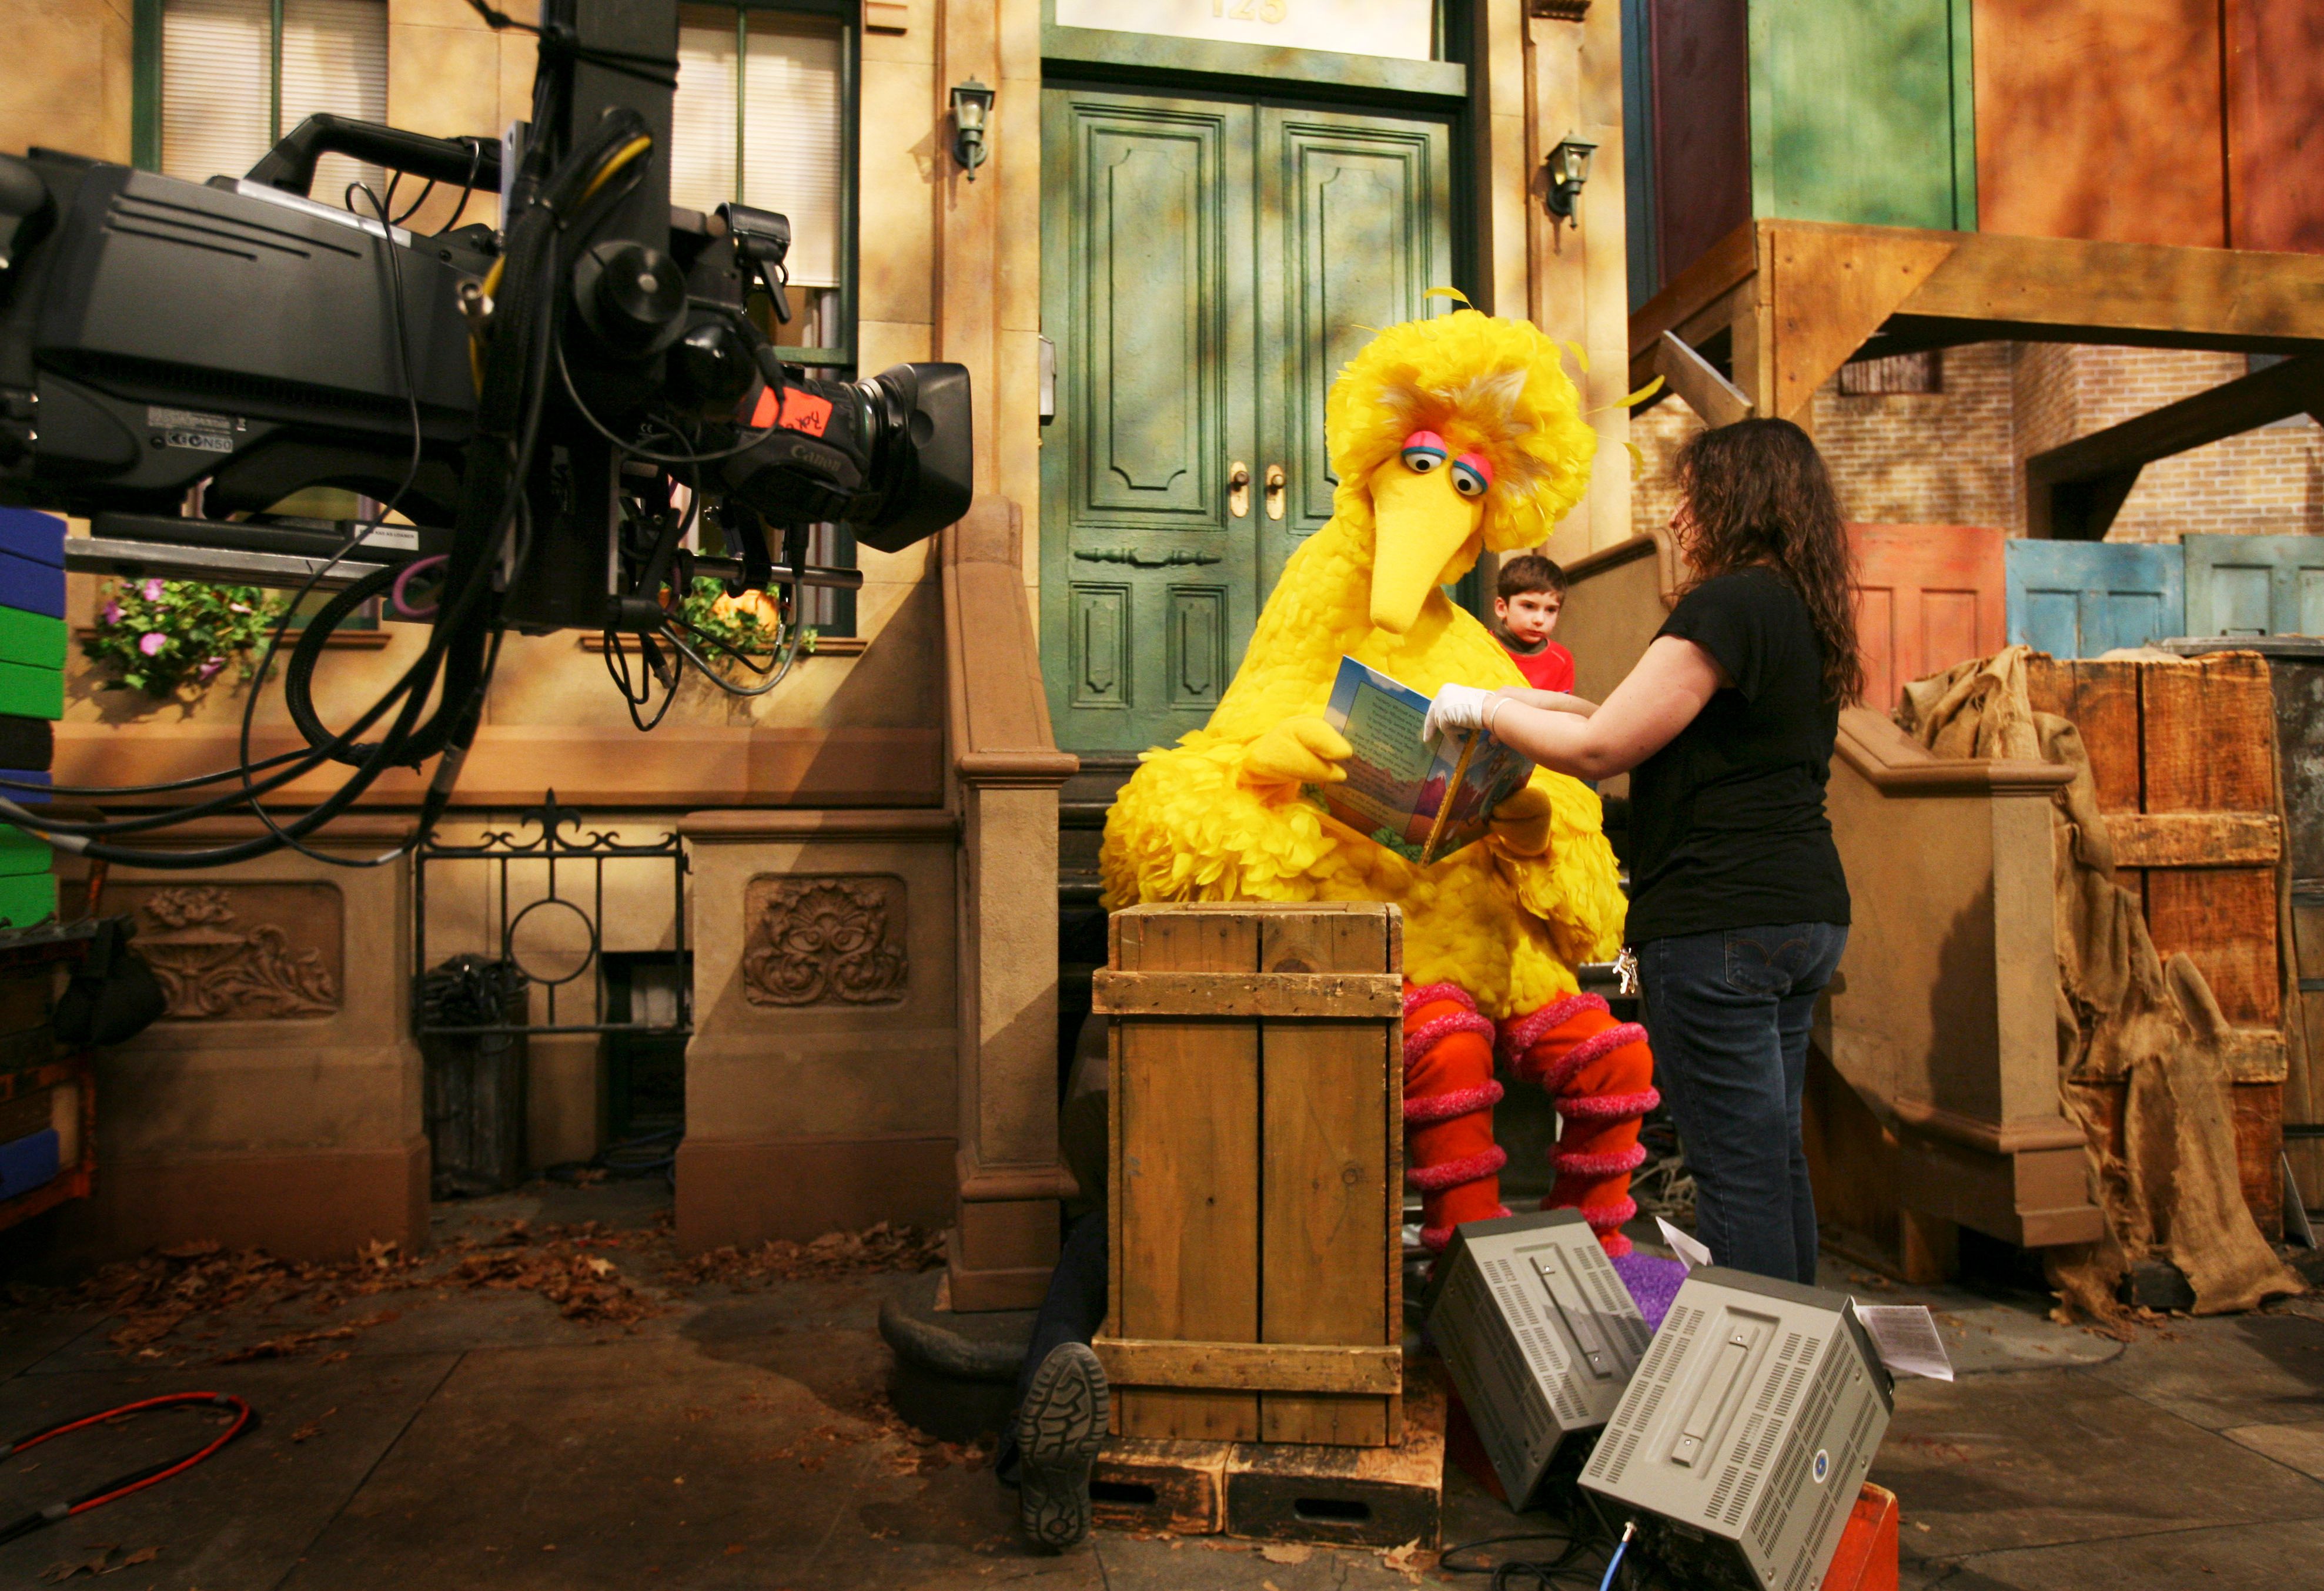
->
[[2185, 533, 2324, 638], [1041, 86, 1454, 755], [2005, 540, 2185, 658]]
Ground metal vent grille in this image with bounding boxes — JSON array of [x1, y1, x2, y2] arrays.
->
[[1779, 1391, 1884, 1591], [1577, 1242, 1654, 1355], [1748, 1345, 1848, 1556], [1586, 1303, 1698, 1482]]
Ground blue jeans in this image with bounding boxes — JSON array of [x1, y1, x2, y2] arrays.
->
[[1638, 922, 1848, 1285]]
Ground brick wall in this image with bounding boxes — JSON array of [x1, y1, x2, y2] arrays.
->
[[1630, 343, 2324, 544]]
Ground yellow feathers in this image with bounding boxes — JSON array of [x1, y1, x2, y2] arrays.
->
[[1325, 309, 1598, 555], [1098, 309, 1629, 1020]]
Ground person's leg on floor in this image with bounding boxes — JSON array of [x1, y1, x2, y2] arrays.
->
[[1639, 928, 1799, 1282], [1006, 1211, 1110, 1550], [1009, 1212, 1107, 1421], [1773, 923, 1848, 1285]]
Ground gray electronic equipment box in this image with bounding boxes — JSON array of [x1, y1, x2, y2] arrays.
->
[[1580, 1268, 1894, 1591], [1423, 1210, 1653, 1509]]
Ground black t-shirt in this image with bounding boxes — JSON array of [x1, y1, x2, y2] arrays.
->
[[1623, 567, 1851, 943]]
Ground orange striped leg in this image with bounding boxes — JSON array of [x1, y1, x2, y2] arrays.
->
[[1403, 982, 1508, 1252], [1501, 994, 1657, 1257]]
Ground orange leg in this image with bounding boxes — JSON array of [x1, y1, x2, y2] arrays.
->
[[1501, 994, 1657, 1257], [1403, 982, 1508, 1251]]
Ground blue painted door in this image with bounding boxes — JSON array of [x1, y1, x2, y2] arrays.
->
[[2185, 533, 2324, 638], [2005, 540, 2185, 658]]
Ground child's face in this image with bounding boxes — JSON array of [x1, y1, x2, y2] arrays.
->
[[1496, 588, 1563, 645]]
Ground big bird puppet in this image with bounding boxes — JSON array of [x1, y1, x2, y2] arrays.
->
[[1101, 307, 1656, 1257]]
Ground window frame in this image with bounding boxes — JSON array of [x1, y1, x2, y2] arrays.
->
[[678, 0, 861, 371], [133, 0, 311, 172]]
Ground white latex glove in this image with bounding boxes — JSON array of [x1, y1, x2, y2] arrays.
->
[[1422, 682, 1492, 743]]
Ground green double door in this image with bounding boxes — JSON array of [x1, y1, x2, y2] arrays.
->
[[1040, 85, 1456, 755]]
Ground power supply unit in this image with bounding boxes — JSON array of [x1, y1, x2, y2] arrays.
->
[[1579, 1267, 1894, 1591], [1423, 1209, 1653, 1509]]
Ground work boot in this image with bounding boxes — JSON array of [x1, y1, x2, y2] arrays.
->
[[1015, 1341, 1109, 1550]]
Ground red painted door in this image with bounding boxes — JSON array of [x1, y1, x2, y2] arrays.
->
[[1850, 524, 2008, 709]]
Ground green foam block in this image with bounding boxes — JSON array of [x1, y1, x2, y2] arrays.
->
[[0, 826, 48, 876], [0, 608, 63, 671], [0, 872, 55, 928], [0, 661, 61, 722]]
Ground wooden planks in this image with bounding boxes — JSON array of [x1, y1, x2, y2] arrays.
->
[[2224, 3, 2324, 254], [1112, 908, 1263, 1441], [1223, 1361, 1446, 1548], [1087, 1359, 1447, 1546], [2027, 654, 2142, 810], [1256, 907, 1396, 1446], [1092, 970, 1402, 1019], [1095, 1339, 1402, 1396], [2034, 651, 2295, 1238], [2106, 813, 2282, 870], [1767, 225, 1958, 423], [1090, 1436, 1231, 1535], [1646, 0, 1751, 293], [1970, 0, 2226, 249], [1851, 524, 2008, 710], [2142, 652, 2282, 1029], [1104, 902, 1403, 1447]]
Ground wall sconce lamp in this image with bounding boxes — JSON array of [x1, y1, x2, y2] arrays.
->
[[1544, 134, 1597, 220], [950, 79, 995, 181]]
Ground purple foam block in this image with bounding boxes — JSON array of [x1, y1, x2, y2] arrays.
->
[[1613, 1251, 1688, 1332]]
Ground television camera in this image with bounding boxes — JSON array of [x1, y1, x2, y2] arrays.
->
[[0, 0, 970, 870]]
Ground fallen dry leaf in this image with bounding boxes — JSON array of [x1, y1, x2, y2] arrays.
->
[[1258, 1543, 1312, 1565], [121, 1548, 160, 1567], [664, 1221, 945, 1289], [1382, 1538, 1438, 1573]]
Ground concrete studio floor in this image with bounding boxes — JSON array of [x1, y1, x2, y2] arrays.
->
[[0, 1185, 2318, 1590]]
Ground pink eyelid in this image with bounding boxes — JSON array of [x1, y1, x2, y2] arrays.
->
[[1456, 452, 1493, 487], [1402, 429, 1447, 453]]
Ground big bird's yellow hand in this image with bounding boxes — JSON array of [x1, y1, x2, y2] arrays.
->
[[1241, 717, 1353, 792], [1487, 782, 1554, 857]]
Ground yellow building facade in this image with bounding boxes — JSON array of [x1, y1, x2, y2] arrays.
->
[[0, 0, 1631, 1308]]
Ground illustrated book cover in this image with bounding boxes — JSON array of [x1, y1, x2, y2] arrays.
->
[[1306, 655, 1534, 865]]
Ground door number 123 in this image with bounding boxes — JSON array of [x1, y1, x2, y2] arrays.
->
[[1214, 0, 1291, 21]]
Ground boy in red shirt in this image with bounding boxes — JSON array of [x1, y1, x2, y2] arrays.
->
[[1492, 554, 1577, 692]]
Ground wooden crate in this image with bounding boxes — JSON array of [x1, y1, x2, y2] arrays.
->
[[1089, 1357, 1448, 1549], [2028, 652, 2291, 1240], [1094, 902, 1404, 1448]]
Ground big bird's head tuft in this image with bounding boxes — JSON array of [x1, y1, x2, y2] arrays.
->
[[1325, 309, 1597, 633]]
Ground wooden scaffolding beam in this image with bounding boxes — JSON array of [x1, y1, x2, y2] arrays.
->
[[2025, 351, 2324, 539], [1630, 219, 2324, 428]]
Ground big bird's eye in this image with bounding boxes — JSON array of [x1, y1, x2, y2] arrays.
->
[[1450, 453, 1492, 499], [1400, 430, 1448, 473]]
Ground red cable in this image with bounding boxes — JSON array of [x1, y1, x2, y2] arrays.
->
[[0, 1392, 256, 1544]]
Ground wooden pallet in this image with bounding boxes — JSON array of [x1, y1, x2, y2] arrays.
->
[[2029, 651, 2294, 1241], [1090, 1358, 1447, 1548]]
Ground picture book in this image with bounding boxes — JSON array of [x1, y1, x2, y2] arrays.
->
[[1305, 655, 1535, 865]]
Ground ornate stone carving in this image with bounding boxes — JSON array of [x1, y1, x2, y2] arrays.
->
[[127, 886, 342, 1020], [743, 875, 908, 1007]]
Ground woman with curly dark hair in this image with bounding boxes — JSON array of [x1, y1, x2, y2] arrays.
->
[[1425, 417, 1859, 1282]]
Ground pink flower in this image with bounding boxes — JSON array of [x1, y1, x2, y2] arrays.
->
[[140, 578, 165, 601], [195, 656, 225, 683], [138, 632, 166, 656], [100, 599, 122, 625]]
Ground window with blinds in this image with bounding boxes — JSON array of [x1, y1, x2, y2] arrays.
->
[[673, 6, 847, 337], [160, 0, 388, 209]]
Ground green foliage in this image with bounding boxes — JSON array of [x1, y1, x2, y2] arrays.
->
[[83, 579, 289, 699], [671, 576, 815, 665]]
